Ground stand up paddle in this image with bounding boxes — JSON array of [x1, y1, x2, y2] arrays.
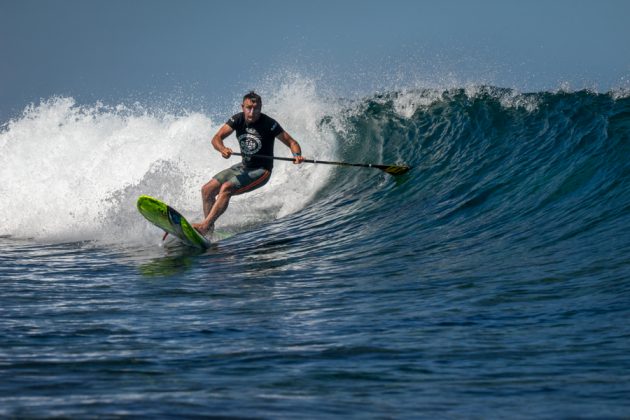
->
[[232, 153, 411, 176]]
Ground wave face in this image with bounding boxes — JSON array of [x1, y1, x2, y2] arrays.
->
[[261, 87, 630, 286]]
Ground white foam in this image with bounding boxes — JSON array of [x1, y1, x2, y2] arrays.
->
[[392, 89, 445, 119], [0, 78, 336, 244]]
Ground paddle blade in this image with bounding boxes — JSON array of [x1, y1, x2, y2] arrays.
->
[[381, 165, 412, 176]]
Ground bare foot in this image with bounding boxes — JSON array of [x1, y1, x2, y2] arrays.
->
[[192, 222, 214, 236], [191, 222, 206, 234]]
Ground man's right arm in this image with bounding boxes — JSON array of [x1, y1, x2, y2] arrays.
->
[[211, 124, 234, 158]]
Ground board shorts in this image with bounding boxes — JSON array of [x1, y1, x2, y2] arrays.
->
[[213, 163, 271, 195]]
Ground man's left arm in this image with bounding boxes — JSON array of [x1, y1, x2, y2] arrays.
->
[[277, 131, 305, 164]]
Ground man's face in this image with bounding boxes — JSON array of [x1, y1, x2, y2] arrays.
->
[[242, 98, 262, 124]]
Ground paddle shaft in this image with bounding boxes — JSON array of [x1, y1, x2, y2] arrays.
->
[[231, 153, 410, 175]]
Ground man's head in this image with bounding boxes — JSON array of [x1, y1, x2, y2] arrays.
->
[[242, 91, 262, 124]]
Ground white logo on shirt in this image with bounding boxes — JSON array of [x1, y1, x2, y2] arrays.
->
[[238, 128, 262, 155]]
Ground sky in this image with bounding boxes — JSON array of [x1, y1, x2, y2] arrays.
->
[[1, 0, 629, 122]]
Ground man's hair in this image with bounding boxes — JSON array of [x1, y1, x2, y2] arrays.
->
[[243, 91, 262, 105]]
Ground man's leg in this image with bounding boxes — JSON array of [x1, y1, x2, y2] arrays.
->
[[194, 182, 235, 235], [200, 179, 221, 217], [193, 165, 270, 236]]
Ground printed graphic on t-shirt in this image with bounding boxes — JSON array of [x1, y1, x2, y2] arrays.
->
[[238, 128, 262, 155]]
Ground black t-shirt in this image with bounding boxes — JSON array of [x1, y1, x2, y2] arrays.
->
[[226, 112, 284, 170]]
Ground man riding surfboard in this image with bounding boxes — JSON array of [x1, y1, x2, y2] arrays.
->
[[192, 91, 305, 236]]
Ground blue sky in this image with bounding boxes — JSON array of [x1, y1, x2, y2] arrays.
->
[[1, 0, 629, 122]]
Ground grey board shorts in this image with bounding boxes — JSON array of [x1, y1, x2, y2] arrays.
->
[[213, 163, 271, 194]]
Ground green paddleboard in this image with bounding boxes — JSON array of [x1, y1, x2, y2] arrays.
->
[[137, 195, 211, 249]]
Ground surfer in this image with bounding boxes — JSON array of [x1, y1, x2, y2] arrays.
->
[[192, 91, 305, 236]]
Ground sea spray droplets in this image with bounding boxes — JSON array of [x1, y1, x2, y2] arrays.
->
[[0, 97, 216, 241], [0, 77, 338, 243]]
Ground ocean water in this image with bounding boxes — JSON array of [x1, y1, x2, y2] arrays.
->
[[1, 82, 629, 418]]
